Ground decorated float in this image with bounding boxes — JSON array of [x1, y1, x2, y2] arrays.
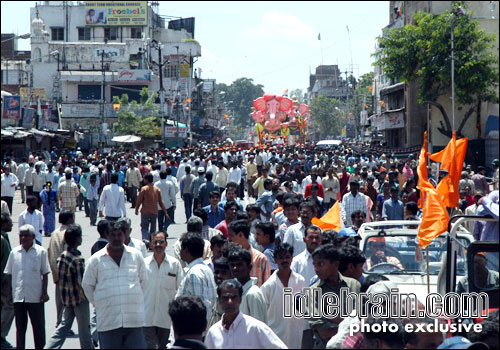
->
[[251, 94, 310, 146]]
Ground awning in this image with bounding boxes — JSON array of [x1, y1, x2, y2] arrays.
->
[[111, 135, 141, 143], [380, 82, 405, 96], [30, 129, 55, 137]]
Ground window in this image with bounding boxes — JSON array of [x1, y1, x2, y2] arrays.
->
[[166, 64, 179, 78], [78, 85, 102, 101], [51, 27, 64, 41], [78, 27, 91, 41], [104, 27, 118, 41], [130, 27, 142, 39]]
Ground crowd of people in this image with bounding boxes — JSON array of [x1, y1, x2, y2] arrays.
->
[[1, 142, 498, 349]]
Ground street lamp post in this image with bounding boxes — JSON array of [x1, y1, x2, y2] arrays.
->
[[150, 40, 166, 147]]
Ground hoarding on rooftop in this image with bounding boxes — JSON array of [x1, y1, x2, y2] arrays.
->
[[85, 1, 148, 26]]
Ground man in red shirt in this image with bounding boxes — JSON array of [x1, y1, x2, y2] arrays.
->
[[304, 172, 324, 199]]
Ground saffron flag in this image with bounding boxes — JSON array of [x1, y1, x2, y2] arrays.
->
[[282, 89, 288, 96], [368, 85, 373, 92], [417, 132, 449, 249], [312, 201, 341, 232], [429, 131, 468, 208], [184, 98, 191, 104]]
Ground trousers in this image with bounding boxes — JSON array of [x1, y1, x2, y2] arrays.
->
[[98, 327, 146, 349], [14, 302, 45, 349]]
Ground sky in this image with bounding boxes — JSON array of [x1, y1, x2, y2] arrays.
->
[[1, 1, 390, 94]]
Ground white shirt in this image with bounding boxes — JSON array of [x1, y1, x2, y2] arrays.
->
[[82, 245, 148, 332], [176, 162, 188, 182], [4, 243, 51, 303], [143, 254, 184, 328], [18, 209, 44, 244], [32, 171, 47, 192], [24, 167, 35, 186], [342, 192, 367, 226], [205, 312, 287, 349], [291, 249, 316, 287], [322, 176, 340, 202], [1, 173, 19, 197], [227, 167, 242, 185], [261, 270, 307, 349], [16, 163, 29, 184], [127, 237, 147, 258], [240, 277, 267, 323], [98, 183, 127, 218], [45, 170, 56, 186], [155, 179, 176, 210], [283, 222, 306, 257]]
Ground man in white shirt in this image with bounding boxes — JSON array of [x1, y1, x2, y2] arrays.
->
[[98, 173, 127, 221], [45, 163, 56, 187], [227, 161, 241, 187], [118, 217, 147, 258], [262, 243, 307, 348], [283, 201, 315, 257], [227, 248, 267, 323], [4, 224, 50, 349], [143, 231, 184, 349], [176, 159, 189, 183], [1, 165, 19, 215], [215, 161, 229, 195], [82, 221, 148, 349], [291, 225, 323, 286], [322, 167, 340, 208], [32, 164, 47, 209], [18, 196, 44, 245], [24, 162, 35, 198], [16, 158, 29, 204], [205, 279, 287, 349], [341, 180, 368, 227], [155, 171, 176, 232]]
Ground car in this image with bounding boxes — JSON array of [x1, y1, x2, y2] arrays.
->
[[234, 140, 254, 150], [357, 221, 473, 304]]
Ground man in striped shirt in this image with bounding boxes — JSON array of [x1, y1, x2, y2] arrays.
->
[[45, 224, 93, 349], [227, 219, 270, 287]]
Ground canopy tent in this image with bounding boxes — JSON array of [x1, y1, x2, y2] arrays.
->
[[111, 135, 141, 143]]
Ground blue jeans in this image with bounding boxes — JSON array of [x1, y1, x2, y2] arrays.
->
[[183, 193, 193, 220], [141, 213, 157, 241], [89, 199, 98, 225], [45, 300, 93, 349], [158, 208, 174, 232], [98, 327, 146, 349]]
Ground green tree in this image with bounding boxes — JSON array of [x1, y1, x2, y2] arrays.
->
[[309, 95, 344, 138], [373, 4, 499, 138], [215, 78, 264, 139], [112, 87, 160, 138]]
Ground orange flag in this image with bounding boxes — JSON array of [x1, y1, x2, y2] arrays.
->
[[312, 201, 342, 231], [417, 132, 449, 249], [429, 131, 468, 208]]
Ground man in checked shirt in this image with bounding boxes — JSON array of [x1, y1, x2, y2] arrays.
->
[[46, 224, 93, 349]]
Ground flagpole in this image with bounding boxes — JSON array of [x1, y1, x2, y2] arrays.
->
[[318, 33, 323, 65], [426, 246, 430, 294]]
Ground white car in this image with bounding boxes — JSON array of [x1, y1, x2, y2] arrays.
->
[[358, 221, 472, 303]]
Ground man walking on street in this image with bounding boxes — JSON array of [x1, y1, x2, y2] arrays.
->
[[125, 161, 142, 209], [58, 171, 80, 213], [1, 213, 15, 349], [17, 158, 29, 204], [136, 173, 169, 242], [32, 164, 47, 210], [18, 196, 44, 245], [4, 224, 51, 350], [155, 171, 176, 232], [192, 167, 206, 213], [143, 231, 184, 349], [24, 162, 35, 198], [180, 165, 195, 221], [99, 173, 127, 221], [82, 221, 148, 349], [1, 165, 18, 215], [45, 224, 94, 349], [47, 210, 75, 329]]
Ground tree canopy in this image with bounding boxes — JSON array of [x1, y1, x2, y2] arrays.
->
[[373, 4, 499, 138], [112, 87, 160, 138], [309, 95, 344, 138]]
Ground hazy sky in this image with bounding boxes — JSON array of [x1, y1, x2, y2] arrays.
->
[[1, 1, 390, 94]]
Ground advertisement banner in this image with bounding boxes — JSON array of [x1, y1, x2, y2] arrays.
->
[[85, 1, 147, 26], [39, 108, 59, 131], [19, 87, 46, 102], [2, 96, 21, 119], [116, 69, 152, 82], [22, 108, 35, 129], [165, 126, 187, 138], [95, 48, 120, 62]]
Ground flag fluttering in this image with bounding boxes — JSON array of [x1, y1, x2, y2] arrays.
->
[[429, 131, 468, 208], [312, 201, 341, 232], [417, 132, 449, 249]]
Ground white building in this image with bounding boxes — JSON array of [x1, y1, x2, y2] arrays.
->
[[29, 1, 201, 140]]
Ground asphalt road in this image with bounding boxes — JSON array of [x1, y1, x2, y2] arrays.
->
[[4, 188, 235, 349]]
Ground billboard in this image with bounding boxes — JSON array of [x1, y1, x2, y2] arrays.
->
[[19, 87, 46, 102], [85, 2, 148, 26], [95, 48, 120, 61], [117, 69, 152, 82], [2, 96, 21, 119]]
